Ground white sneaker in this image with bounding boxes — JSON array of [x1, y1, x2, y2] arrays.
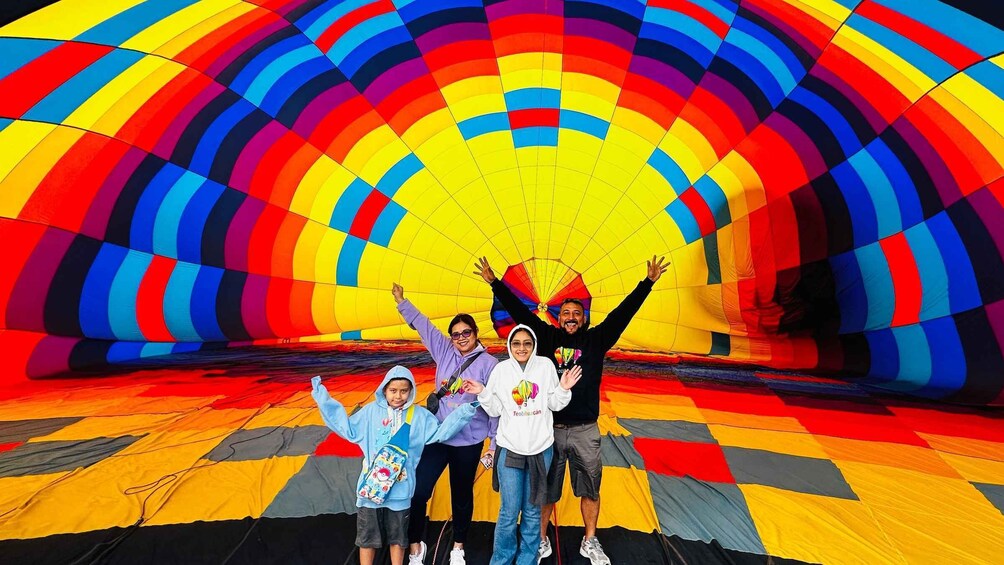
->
[[580, 536, 611, 565], [538, 537, 552, 563], [408, 541, 426, 565], [449, 547, 466, 565]]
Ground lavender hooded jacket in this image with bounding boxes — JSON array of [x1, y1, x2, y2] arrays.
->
[[397, 299, 499, 450]]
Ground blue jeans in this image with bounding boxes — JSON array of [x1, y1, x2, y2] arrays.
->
[[491, 446, 553, 565]]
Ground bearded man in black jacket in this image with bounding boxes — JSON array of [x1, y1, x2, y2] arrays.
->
[[475, 255, 668, 565]]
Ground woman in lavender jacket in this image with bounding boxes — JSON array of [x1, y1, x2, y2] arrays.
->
[[393, 284, 499, 565]]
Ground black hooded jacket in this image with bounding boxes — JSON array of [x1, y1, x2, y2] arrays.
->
[[490, 277, 655, 424]]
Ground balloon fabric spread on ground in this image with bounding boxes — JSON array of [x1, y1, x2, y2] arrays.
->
[[0, 0, 1002, 563]]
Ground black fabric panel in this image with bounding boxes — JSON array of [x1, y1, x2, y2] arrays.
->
[[633, 38, 704, 85], [284, 0, 330, 25], [104, 154, 165, 248], [710, 331, 731, 356], [703, 232, 721, 285], [809, 172, 854, 256], [708, 57, 773, 122], [201, 189, 246, 268], [209, 109, 273, 186], [565, 0, 643, 36], [274, 68, 348, 129], [775, 98, 847, 171], [775, 261, 839, 337], [44, 235, 102, 337], [951, 307, 1004, 404], [216, 270, 250, 341], [790, 184, 829, 265], [350, 41, 423, 92], [67, 338, 114, 372], [406, 6, 488, 36], [800, 73, 875, 149], [947, 198, 1004, 304], [0, 0, 60, 25], [880, 126, 945, 220], [839, 332, 871, 376], [737, 5, 815, 69], [0, 515, 815, 565], [216, 25, 299, 87], [170, 93, 235, 169]]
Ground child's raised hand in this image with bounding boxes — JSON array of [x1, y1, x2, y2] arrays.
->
[[311, 375, 322, 389], [559, 365, 583, 390], [462, 379, 484, 395]]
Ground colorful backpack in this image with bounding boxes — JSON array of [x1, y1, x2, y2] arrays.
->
[[358, 405, 414, 504]]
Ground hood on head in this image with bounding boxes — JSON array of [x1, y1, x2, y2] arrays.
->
[[506, 324, 538, 360], [375, 365, 417, 409]]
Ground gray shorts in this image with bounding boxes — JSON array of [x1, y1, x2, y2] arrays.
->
[[355, 506, 409, 548], [546, 422, 602, 503]]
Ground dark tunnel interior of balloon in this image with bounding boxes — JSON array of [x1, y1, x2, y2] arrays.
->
[[1, 0, 1003, 564]]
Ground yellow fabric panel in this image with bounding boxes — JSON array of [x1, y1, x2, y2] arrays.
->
[[561, 73, 618, 116], [468, 136, 519, 173], [666, 319, 713, 354], [707, 161, 751, 222], [290, 158, 339, 220], [742, 485, 904, 564], [144, 456, 308, 526], [154, 2, 254, 59], [942, 72, 1004, 141], [0, 472, 72, 538], [291, 221, 325, 281], [497, 52, 561, 90], [699, 409, 807, 433], [440, 77, 506, 119], [668, 117, 717, 176], [671, 241, 710, 287], [0, 388, 142, 420], [0, 121, 61, 219], [708, 425, 828, 459], [311, 284, 340, 334], [815, 435, 962, 478], [64, 57, 173, 133], [96, 394, 221, 415], [839, 460, 1004, 563], [313, 229, 346, 285], [790, 0, 850, 28], [605, 391, 704, 423], [837, 461, 1004, 525], [603, 123, 656, 172], [392, 170, 447, 219], [0, 0, 144, 39], [939, 452, 1004, 485], [343, 127, 405, 184], [30, 413, 181, 442], [675, 286, 731, 333], [599, 414, 632, 436], [122, 0, 241, 53], [835, 27, 932, 101], [920, 433, 1003, 460], [402, 108, 455, 152], [719, 152, 766, 219]]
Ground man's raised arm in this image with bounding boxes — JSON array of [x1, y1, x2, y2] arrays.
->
[[473, 257, 549, 334]]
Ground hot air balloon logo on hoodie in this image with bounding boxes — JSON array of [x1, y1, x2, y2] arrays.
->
[[511, 380, 539, 407]]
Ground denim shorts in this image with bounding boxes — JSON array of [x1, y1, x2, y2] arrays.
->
[[546, 422, 602, 503], [355, 506, 409, 548]]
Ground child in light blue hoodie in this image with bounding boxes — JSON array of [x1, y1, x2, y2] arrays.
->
[[311, 366, 477, 565]]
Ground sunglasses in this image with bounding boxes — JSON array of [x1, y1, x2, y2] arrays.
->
[[451, 329, 474, 341]]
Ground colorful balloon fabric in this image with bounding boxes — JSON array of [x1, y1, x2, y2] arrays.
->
[[0, 0, 1003, 405]]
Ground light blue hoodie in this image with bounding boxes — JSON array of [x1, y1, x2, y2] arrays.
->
[[311, 365, 477, 511]]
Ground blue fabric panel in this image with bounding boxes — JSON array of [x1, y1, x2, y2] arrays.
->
[[79, 244, 128, 339], [648, 148, 690, 193], [189, 101, 253, 178], [693, 176, 731, 228], [512, 127, 558, 148], [873, 0, 1004, 56], [23, 49, 144, 123], [903, 222, 950, 320], [370, 200, 407, 246], [153, 171, 203, 259], [504, 88, 561, 111], [259, 56, 331, 116], [848, 149, 901, 239], [0, 38, 57, 81], [330, 179, 373, 232], [336, 236, 366, 286], [830, 161, 877, 247], [300, 0, 371, 42], [458, 112, 509, 139], [163, 261, 202, 341], [107, 250, 153, 341], [130, 165, 183, 254], [244, 43, 319, 106], [190, 266, 226, 341], [559, 110, 610, 139], [787, 87, 862, 158], [666, 199, 701, 244], [831, 251, 868, 333], [855, 243, 895, 331], [920, 316, 966, 398], [377, 154, 423, 197], [891, 324, 932, 390], [926, 211, 982, 313], [848, 14, 955, 82], [865, 328, 899, 381], [176, 181, 225, 264]]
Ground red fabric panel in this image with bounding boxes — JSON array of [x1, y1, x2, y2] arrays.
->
[[247, 205, 286, 275], [881, 232, 922, 327], [0, 442, 21, 453], [271, 213, 307, 280], [0, 221, 48, 326], [907, 98, 996, 198], [649, 0, 730, 38], [135, 255, 176, 342], [266, 277, 296, 339], [315, 433, 364, 457], [789, 399, 928, 447], [855, 0, 981, 68], [328, 107, 384, 162], [740, 125, 809, 203], [289, 280, 320, 336], [315, 0, 394, 53], [248, 130, 303, 202], [386, 87, 445, 134], [678, 187, 716, 237], [633, 437, 735, 483], [489, 15, 563, 57], [0, 42, 113, 118], [349, 190, 391, 240], [620, 72, 684, 129], [508, 109, 559, 129], [0, 329, 46, 385]]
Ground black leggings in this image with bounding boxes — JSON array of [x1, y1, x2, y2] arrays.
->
[[408, 441, 484, 545]]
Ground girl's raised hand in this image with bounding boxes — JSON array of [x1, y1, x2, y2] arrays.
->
[[559, 365, 583, 390]]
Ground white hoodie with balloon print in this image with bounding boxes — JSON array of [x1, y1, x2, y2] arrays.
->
[[477, 324, 571, 456]]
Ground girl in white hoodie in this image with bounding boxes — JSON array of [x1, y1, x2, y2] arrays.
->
[[463, 324, 582, 565]]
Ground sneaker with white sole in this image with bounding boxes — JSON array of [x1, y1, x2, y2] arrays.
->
[[449, 547, 466, 565], [580, 536, 611, 565], [408, 541, 426, 565], [538, 537, 552, 563]]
